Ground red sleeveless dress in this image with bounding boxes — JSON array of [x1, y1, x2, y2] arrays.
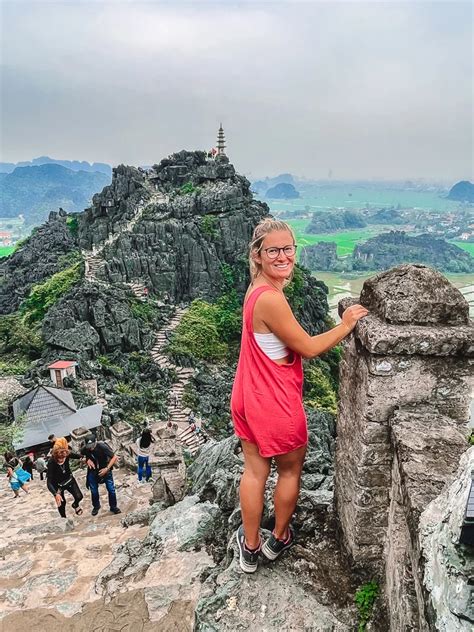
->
[[230, 285, 308, 457]]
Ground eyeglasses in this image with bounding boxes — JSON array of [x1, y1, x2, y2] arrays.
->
[[261, 244, 297, 259]]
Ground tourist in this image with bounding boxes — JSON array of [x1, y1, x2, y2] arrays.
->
[[4, 451, 31, 498], [47, 434, 56, 457], [46, 437, 84, 517], [136, 428, 155, 484], [22, 454, 34, 480], [187, 411, 195, 425], [35, 454, 47, 481], [231, 218, 369, 573], [81, 436, 121, 515]]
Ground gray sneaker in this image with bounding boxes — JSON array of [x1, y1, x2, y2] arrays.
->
[[235, 525, 261, 573], [261, 525, 295, 561]]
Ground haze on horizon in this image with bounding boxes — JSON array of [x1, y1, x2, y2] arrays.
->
[[1, 0, 472, 182]]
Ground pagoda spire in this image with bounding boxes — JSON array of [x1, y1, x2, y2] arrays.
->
[[216, 123, 226, 156]]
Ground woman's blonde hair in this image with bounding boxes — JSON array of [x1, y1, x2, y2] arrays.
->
[[248, 217, 296, 283]]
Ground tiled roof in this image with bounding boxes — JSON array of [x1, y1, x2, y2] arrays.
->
[[14, 404, 103, 450], [48, 361, 77, 369], [13, 385, 76, 424]]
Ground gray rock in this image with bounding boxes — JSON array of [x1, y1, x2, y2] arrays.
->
[[195, 536, 353, 631], [358, 264, 470, 325], [420, 447, 474, 630], [18, 517, 75, 536], [149, 495, 220, 552], [0, 558, 33, 579]]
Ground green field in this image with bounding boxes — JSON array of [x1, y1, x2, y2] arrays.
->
[[0, 246, 14, 258], [287, 219, 386, 257], [450, 241, 474, 257]]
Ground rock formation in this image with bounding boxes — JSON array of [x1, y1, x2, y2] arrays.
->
[[334, 263, 473, 630], [0, 209, 78, 314], [77, 153, 269, 303]]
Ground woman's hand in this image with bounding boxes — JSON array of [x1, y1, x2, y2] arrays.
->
[[341, 304, 369, 332], [55, 493, 62, 507]]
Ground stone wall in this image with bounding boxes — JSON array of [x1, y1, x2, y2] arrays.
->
[[334, 264, 473, 630]]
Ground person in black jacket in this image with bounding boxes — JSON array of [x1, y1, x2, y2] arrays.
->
[[47, 438, 84, 518]]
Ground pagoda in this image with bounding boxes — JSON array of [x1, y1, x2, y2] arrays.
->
[[216, 123, 226, 156]]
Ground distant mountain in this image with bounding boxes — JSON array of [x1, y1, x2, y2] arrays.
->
[[300, 231, 474, 273], [0, 156, 112, 177], [307, 210, 366, 233], [266, 182, 300, 199], [0, 164, 111, 225], [251, 173, 297, 195], [447, 181, 474, 203]]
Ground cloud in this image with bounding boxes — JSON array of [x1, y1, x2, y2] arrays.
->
[[1, 0, 472, 180]]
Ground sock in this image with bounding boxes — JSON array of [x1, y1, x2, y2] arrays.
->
[[273, 529, 291, 543], [244, 538, 261, 553]]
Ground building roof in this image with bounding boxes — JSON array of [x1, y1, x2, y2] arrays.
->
[[48, 361, 77, 369], [13, 385, 76, 423], [13, 403, 103, 451]]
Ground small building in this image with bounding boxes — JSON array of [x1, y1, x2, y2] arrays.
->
[[48, 360, 77, 388], [12, 385, 102, 451]]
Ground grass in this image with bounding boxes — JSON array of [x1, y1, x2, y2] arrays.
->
[[0, 246, 14, 258], [450, 241, 474, 257], [287, 219, 383, 257]]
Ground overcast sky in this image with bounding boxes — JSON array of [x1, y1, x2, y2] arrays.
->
[[1, 0, 472, 181]]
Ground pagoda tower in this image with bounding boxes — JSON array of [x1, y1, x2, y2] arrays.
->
[[216, 123, 226, 156]]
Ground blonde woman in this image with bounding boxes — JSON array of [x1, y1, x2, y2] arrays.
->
[[46, 438, 84, 517], [231, 218, 368, 572]]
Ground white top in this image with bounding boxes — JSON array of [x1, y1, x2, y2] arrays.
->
[[254, 332, 288, 360], [137, 439, 152, 458]]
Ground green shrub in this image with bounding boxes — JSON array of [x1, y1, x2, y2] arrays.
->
[[304, 363, 338, 414], [115, 382, 140, 396], [167, 300, 228, 362], [201, 215, 218, 238], [178, 181, 201, 196], [0, 420, 24, 454], [66, 215, 79, 235], [284, 265, 305, 311], [0, 357, 30, 376], [129, 299, 157, 323], [0, 313, 43, 359], [355, 581, 379, 631], [22, 263, 82, 324]]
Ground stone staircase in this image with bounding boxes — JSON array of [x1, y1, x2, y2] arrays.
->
[[150, 308, 209, 456], [83, 191, 168, 284], [126, 281, 149, 300]]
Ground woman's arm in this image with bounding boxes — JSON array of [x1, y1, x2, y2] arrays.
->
[[256, 291, 368, 359], [46, 462, 59, 495]]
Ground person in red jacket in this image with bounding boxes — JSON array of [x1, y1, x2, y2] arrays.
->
[[231, 218, 368, 573]]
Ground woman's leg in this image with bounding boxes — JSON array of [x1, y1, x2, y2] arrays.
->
[[69, 478, 84, 509], [145, 459, 152, 481], [137, 456, 145, 481], [273, 445, 307, 540], [57, 490, 67, 518], [240, 440, 271, 549]]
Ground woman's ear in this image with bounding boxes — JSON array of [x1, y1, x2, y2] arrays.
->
[[251, 248, 261, 265]]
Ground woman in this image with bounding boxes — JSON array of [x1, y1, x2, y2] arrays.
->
[[137, 428, 155, 483], [231, 218, 368, 573], [46, 437, 84, 517], [22, 454, 34, 480], [4, 452, 31, 498]]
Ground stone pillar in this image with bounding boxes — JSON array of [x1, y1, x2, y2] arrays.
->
[[70, 426, 90, 453], [334, 265, 473, 568], [109, 420, 134, 453]]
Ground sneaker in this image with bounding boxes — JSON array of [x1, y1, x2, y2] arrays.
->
[[137, 480, 145, 485], [110, 507, 121, 515], [91, 507, 100, 516], [261, 525, 295, 561], [235, 525, 261, 574]]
